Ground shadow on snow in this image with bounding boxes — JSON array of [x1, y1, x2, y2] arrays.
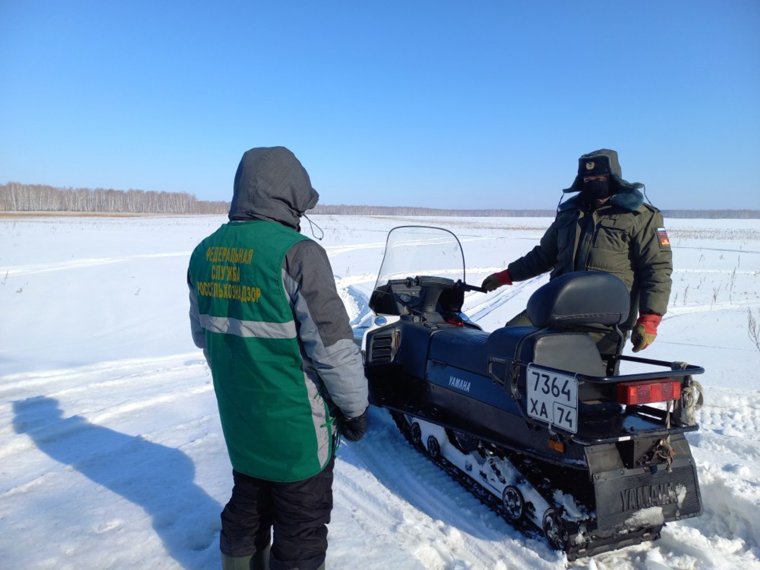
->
[[13, 395, 222, 570]]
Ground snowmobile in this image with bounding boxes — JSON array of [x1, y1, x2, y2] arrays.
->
[[358, 226, 704, 560]]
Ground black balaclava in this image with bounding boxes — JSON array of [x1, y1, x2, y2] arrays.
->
[[583, 177, 613, 200]]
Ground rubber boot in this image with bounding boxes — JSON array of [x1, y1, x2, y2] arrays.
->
[[269, 554, 325, 570], [221, 553, 253, 570], [251, 545, 271, 570]]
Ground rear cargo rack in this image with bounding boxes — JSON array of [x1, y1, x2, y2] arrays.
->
[[512, 355, 704, 443], [535, 355, 704, 385]]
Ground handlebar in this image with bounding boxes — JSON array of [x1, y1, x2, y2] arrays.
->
[[455, 280, 485, 293]]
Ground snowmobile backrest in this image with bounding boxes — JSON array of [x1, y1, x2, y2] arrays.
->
[[526, 271, 630, 328]]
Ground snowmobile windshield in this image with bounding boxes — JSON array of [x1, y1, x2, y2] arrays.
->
[[373, 226, 465, 290]]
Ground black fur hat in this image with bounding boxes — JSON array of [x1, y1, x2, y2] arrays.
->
[[563, 149, 641, 194]]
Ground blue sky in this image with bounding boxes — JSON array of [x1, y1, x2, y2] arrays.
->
[[1, 1, 758, 210]]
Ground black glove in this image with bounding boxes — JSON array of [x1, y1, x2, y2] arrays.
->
[[338, 408, 368, 442]]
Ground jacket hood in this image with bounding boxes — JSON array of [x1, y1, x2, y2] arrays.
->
[[228, 146, 319, 229], [563, 148, 643, 196]]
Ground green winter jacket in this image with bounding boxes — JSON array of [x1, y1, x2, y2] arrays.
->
[[187, 147, 368, 483], [189, 221, 337, 481], [508, 190, 672, 330]]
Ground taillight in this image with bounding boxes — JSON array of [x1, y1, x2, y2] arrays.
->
[[617, 379, 682, 405]]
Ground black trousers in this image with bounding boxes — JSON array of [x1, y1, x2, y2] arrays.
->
[[220, 458, 334, 570]]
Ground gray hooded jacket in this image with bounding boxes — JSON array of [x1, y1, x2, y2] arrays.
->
[[189, 147, 368, 422]]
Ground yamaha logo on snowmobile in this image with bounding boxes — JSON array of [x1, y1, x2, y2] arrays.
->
[[448, 375, 471, 393], [620, 482, 682, 512], [427, 362, 521, 413]]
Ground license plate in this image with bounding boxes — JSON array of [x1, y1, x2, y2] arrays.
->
[[526, 364, 579, 434]]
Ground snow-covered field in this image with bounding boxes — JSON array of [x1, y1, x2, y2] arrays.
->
[[1, 214, 759, 570]]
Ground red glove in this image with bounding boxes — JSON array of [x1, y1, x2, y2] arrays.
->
[[481, 270, 513, 292], [631, 313, 662, 352]]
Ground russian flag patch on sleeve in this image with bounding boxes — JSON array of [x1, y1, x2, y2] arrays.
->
[[657, 228, 671, 248]]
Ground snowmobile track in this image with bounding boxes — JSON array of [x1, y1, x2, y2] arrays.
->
[[387, 411, 547, 547]]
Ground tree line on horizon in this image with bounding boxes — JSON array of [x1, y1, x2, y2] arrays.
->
[[1, 182, 758, 219], [0, 182, 228, 214]]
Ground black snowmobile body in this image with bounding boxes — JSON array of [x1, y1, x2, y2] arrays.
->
[[361, 226, 704, 560]]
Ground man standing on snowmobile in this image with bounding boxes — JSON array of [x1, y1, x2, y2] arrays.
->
[[481, 149, 672, 357], [187, 146, 369, 570]]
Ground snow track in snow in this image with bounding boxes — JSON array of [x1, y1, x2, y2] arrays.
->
[[332, 408, 562, 570], [464, 275, 546, 324], [1, 252, 190, 277]]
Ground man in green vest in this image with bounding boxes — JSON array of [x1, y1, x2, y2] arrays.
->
[[481, 149, 673, 358], [187, 147, 369, 570]]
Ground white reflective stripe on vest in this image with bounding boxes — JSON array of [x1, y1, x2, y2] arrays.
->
[[199, 314, 297, 339]]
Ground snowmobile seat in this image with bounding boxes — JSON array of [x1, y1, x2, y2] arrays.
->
[[427, 326, 492, 375], [427, 271, 629, 379], [428, 322, 606, 379], [481, 326, 605, 377]]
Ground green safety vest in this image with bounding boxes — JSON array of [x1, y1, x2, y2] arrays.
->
[[188, 220, 334, 482]]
